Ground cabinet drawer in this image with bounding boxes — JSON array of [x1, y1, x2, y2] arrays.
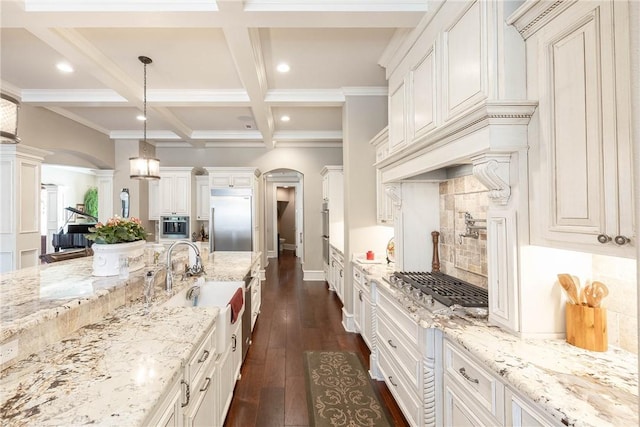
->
[[377, 313, 421, 393], [187, 326, 216, 385], [378, 289, 420, 347], [377, 343, 421, 427], [443, 339, 503, 422], [353, 266, 365, 285]]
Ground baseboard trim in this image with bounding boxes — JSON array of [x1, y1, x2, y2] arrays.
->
[[341, 308, 355, 333], [267, 250, 277, 258], [283, 243, 296, 251], [303, 270, 326, 281]]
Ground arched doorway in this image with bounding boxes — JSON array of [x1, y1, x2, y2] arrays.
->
[[263, 169, 304, 263]]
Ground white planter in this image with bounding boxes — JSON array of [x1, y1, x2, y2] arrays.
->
[[92, 240, 146, 277]]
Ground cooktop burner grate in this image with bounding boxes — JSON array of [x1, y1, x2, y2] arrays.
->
[[393, 271, 488, 308]]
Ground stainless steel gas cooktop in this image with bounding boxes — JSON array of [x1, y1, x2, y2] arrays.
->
[[388, 271, 488, 310]]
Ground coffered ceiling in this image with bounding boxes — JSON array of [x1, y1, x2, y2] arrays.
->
[[0, 1, 426, 149]]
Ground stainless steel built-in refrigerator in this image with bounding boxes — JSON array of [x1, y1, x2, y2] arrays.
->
[[209, 188, 252, 252]]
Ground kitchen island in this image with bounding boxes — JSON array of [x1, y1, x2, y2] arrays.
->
[[0, 249, 260, 426], [357, 262, 638, 427]]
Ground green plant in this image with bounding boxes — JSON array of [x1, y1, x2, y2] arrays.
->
[[86, 215, 147, 244], [84, 187, 98, 219]]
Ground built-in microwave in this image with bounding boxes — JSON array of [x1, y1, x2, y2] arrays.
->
[[160, 216, 189, 239]]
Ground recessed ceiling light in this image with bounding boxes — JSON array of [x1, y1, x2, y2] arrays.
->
[[56, 62, 74, 73], [280, 115, 290, 122], [137, 114, 146, 121], [276, 63, 290, 73]]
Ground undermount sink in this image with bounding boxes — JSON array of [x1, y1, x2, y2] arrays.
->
[[164, 279, 245, 353]]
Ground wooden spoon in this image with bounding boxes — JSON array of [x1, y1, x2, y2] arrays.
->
[[557, 274, 579, 305], [590, 281, 609, 308]]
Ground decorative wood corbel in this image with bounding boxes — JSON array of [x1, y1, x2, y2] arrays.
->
[[471, 154, 512, 206]]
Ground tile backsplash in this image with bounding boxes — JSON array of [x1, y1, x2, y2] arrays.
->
[[439, 175, 488, 289]]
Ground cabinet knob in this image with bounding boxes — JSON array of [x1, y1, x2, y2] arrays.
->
[[597, 234, 612, 244], [614, 235, 631, 245]]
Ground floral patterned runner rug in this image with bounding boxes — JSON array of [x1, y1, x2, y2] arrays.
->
[[303, 351, 392, 427]]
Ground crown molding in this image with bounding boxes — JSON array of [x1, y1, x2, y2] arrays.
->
[[109, 130, 180, 140], [21, 89, 127, 105], [191, 130, 263, 140], [265, 89, 345, 106], [243, 0, 428, 12]]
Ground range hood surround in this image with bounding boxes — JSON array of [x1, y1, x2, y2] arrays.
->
[[377, 101, 537, 193], [380, 99, 538, 334]]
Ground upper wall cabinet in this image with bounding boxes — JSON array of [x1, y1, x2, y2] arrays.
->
[[511, 0, 634, 258], [195, 175, 210, 221], [384, 0, 526, 158], [158, 167, 194, 216], [442, 1, 487, 121]]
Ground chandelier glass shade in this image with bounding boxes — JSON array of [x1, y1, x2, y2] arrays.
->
[[1, 93, 21, 144], [129, 55, 160, 180]]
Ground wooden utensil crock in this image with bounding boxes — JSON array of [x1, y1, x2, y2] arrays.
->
[[565, 303, 607, 352]]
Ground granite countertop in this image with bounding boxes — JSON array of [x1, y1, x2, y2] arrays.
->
[[358, 262, 638, 427], [0, 249, 260, 426]]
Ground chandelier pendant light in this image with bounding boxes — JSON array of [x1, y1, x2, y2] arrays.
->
[[1, 93, 21, 144], [129, 55, 160, 180]]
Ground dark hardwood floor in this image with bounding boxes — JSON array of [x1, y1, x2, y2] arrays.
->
[[224, 250, 409, 427]]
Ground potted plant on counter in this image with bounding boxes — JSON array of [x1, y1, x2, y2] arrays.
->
[[86, 216, 148, 276]]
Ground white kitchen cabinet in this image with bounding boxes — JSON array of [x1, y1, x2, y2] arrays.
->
[[185, 363, 217, 427], [250, 259, 261, 331], [515, 0, 634, 257], [329, 246, 344, 303], [506, 388, 557, 427], [159, 168, 193, 216], [352, 265, 364, 333], [320, 166, 344, 255], [216, 317, 242, 427], [442, 338, 504, 426], [149, 179, 160, 221], [388, 80, 406, 153], [209, 172, 253, 188], [195, 176, 210, 221], [145, 376, 184, 427], [370, 128, 394, 225]]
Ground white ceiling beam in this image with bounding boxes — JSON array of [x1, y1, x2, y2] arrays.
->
[[273, 130, 342, 141], [191, 130, 264, 140], [21, 89, 128, 105], [243, 0, 427, 13], [110, 130, 181, 140], [24, 0, 219, 12], [265, 89, 345, 107], [220, 2, 274, 149]]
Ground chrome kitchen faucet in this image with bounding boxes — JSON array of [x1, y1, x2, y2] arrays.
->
[[166, 241, 204, 292]]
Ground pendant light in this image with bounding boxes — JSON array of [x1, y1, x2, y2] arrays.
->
[[129, 55, 160, 180], [0, 93, 21, 144]]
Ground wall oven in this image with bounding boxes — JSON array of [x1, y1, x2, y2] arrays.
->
[[160, 215, 189, 239]]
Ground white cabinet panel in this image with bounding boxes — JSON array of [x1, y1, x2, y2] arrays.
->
[[158, 169, 193, 216], [149, 180, 160, 220], [389, 81, 406, 152], [410, 46, 436, 139], [195, 176, 209, 221], [443, 0, 486, 119]]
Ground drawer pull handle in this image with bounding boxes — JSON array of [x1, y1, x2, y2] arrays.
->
[[387, 339, 397, 349], [459, 367, 479, 384], [181, 380, 190, 407], [200, 377, 211, 392], [388, 376, 398, 387], [197, 350, 210, 363], [359, 290, 363, 301], [232, 334, 237, 351]]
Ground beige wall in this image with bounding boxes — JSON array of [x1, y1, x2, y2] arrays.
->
[[18, 105, 114, 169]]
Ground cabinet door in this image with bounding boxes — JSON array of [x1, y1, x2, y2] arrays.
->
[[376, 170, 394, 225], [352, 279, 362, 332], [443, 382, 487, 427], [196, 177, 210, 220], [149, 179, 160, 220], [389, 80, 406, 152], [217, 349, 234, 426], [361, 292, 372, 350], [535, 1, 633, 254], [185, 366, 216, 427], [173, 174, 190, 215], [145, 376, 183, 427], [410, 45, 436, 140], [159, 174, 175, 215], [230, 174, 252, 188]]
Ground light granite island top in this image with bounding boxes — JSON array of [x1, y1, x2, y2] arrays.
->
[[0, 249, 260, 426], [356, 261, 638, 427]]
